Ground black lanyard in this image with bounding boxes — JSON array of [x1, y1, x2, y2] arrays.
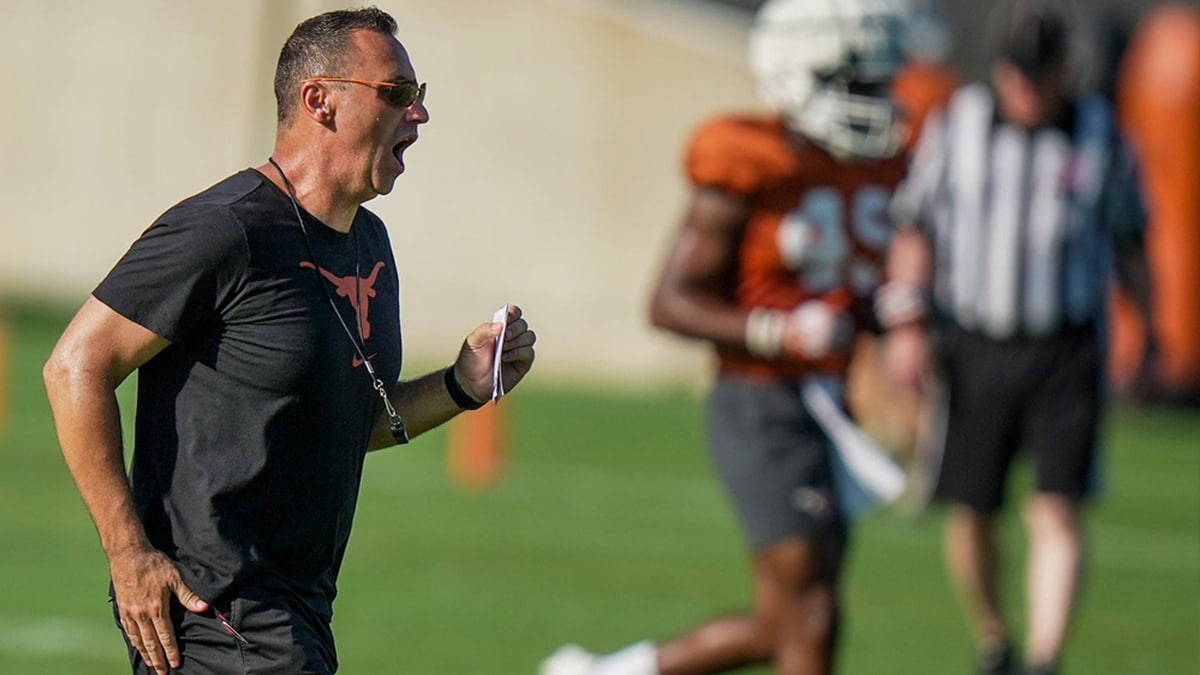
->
[[268, 158, 408, 444]]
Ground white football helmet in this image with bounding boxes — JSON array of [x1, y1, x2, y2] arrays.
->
[[750, 0, 909, 160]]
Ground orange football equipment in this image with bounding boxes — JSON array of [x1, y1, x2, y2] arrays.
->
[[685, 114, 908, 380], [1115, 3, 1200, 400]]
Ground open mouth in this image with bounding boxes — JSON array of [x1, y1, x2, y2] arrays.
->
[[393, 134, 418, 159]]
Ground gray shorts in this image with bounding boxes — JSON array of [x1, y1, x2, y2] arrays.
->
[[706, 373, 846, 550]]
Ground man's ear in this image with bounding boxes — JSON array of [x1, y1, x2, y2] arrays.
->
[[299, 81, 336, 125]]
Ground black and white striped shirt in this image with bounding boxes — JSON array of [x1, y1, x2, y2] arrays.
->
[[892, 83, 1145, 340]]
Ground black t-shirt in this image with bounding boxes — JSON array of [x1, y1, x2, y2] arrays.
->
[[94, 169, 402, 616]]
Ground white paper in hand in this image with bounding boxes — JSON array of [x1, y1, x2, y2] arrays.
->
[[491, 305, 509, 401]]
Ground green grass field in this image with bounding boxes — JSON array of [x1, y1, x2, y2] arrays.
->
[[1, 305, 1197, 674]]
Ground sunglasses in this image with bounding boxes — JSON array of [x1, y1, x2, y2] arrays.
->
[[302, 77, 427, 108]]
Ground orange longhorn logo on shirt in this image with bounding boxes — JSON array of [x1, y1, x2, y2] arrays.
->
[[299, 261, 386, 368]]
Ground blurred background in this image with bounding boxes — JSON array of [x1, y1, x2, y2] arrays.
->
[[2, 0, 1198, 391], [1, 1, 1196, 673]]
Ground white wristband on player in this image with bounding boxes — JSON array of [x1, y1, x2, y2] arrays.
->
[[745, 307, 786, 359]]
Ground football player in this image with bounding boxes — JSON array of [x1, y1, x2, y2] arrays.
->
[[540, 1, 910, 673]]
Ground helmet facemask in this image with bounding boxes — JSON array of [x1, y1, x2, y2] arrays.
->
[[750, 0, 907, 160]]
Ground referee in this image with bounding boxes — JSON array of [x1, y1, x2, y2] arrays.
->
[[877, 1, 1156, 674]]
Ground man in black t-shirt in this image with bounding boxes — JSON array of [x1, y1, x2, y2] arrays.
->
[[43, 8, 537, 675]]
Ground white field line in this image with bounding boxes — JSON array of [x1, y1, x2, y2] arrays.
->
[[0, 615, 116, 657]]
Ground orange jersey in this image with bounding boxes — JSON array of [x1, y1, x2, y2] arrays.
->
[[685, 114, 908, 380]]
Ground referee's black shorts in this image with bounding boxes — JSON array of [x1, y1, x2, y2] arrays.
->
[[113, 580, 337, 674], [930, 324, 1102, 514]]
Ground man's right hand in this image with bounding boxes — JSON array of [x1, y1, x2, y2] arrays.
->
[[110, 546, 209, 674]]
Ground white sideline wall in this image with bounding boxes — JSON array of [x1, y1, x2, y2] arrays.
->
[[0, 0, 758, 389]]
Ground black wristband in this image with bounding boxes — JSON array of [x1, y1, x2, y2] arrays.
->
[[444, 367, 485, 410]]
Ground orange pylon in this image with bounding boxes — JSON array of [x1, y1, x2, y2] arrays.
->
[[447, 401, 508, 491]]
